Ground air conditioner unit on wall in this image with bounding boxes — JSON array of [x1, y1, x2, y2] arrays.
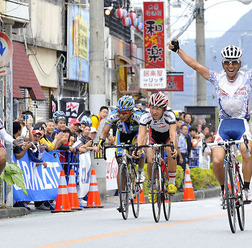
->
[[1, 0, 30, 28]]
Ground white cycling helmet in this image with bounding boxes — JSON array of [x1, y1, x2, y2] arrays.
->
[[221, 45, 242, 60]]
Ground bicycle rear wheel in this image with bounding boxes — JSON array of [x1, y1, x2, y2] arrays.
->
[[151, 162, 161, 223], [236, 171, 245, 231], [119, 163, 129, 220], [131, 166, 140, 218], [162, 171, 171, 221], [225, 163, 236, 233]]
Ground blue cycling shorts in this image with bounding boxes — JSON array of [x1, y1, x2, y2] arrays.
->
[[215, 118, 252, 143]]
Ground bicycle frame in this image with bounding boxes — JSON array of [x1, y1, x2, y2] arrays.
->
[[137, 142, 174, 222], [203, 135, 250, 233], [103, 143, 141, 220]]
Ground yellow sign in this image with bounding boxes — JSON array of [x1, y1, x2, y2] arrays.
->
[[73, 15, 88, 60]]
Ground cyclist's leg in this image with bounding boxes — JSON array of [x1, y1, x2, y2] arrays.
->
[[166, 145, 177, 194], [114, 130, 124, 189], [134, 134, 146, 172], [212, 147, 225, 185], [239, 120, 252, 202], [146, 147, 155, 181], [240, 141, 252, 183], [146, 129, 156, 181], [133, 135, 146, 182], [213, 119, 230, 188]]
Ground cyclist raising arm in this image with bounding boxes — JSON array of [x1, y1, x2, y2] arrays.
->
[[169, 40, 252, 205], [136, 92, 178, 197], [99, 95, 145, 211]]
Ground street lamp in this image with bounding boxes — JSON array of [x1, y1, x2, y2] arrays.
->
[[104, 5, 113, 15]]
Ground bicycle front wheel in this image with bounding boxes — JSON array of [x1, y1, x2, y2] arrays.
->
[[225, 163, 236, 233], [162, 171, 171, 221], [131, 166, 140, 218], [236, 171, 245, 231], [151, 162, 161, 223], [119, 163, 129, 220]]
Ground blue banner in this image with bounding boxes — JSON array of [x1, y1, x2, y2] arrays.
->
[[13, 151, 63, 202]]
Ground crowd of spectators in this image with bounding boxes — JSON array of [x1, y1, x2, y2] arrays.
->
[[12, 106, 109, 210], [176, 111, 215, 190]]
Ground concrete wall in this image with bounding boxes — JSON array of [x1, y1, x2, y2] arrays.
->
[[26, 0, 65, 50], [28, 46, 58, 88]]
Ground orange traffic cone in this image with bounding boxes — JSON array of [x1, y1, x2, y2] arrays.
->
[[133, 184, 146, 204], [51, 170, 72, 212], [68, 169, 82, 210], [182, 164, 196, 201], [85, 169, 104, 208]]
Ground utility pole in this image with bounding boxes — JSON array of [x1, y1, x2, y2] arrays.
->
[[195, 0, 206, 106], [167, 0, 173, 107], [89, 0, 106, 114]]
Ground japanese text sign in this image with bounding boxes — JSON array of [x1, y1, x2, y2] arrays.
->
[[140, 68, 166, 89], [143, 1, 165, 69]]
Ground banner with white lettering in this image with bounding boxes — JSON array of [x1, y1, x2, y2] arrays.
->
[[105, 148, 118, 191], [13, 151, 63, 202], [77, 152, 91, 198]]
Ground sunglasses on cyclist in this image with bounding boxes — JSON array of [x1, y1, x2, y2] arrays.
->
[[222, 59, 240, 65], [117, 110, 132, 115]]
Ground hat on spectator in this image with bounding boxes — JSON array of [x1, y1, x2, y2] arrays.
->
[[90, 127, 97, 133], [70, 118, 81, 125], [32, 130, 43, 136]]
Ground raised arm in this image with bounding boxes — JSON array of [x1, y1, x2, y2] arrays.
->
[[169, 40, 210, 81]]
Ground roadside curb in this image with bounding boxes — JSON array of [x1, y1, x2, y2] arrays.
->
[[105, 187, 221, 205], [144, 187, 221, 203], [0, 207, 30, 219]]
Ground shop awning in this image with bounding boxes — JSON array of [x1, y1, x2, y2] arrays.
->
[[13, 42, 45, 101]]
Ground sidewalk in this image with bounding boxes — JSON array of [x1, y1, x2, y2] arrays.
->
[[0, 187, 221, 219]]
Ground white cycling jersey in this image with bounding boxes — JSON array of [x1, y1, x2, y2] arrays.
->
[[139, 108, 176, 133], [209, 70, 252, 121]]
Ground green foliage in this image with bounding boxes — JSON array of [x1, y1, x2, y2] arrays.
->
[[190, 165, 219, 190], [175, 165, 184, 189], [0, 163, 28, 195], [142, 162, 218, 194]]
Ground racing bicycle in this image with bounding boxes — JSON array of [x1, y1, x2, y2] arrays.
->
[[136, 142, 175, 223], [103, 143, 141, 220], [203, 135, 250, 233]]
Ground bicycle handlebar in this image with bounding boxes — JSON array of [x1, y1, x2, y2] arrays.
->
[[136, 141, 175, 159], [202, 135, 251, 157], [102, 143, 137, 160]]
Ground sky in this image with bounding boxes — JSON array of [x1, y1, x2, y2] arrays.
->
[[169, 0, 252, 39]]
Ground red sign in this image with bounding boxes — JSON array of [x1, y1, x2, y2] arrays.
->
[[166, 74, 184, 91], [143, 1, 165, 69], [0, 32, 13, 67], [147, 74, 184, 91]]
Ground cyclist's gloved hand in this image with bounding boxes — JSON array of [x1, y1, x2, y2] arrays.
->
[[133, 149, 145, 159], [170, 40, 180, 53], [98, 138, 105, 149]]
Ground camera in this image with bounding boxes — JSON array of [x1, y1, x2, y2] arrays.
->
[[24, 115, 29, 120]]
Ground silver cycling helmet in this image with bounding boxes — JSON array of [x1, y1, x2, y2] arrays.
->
[[221, 45, 242, 60]]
